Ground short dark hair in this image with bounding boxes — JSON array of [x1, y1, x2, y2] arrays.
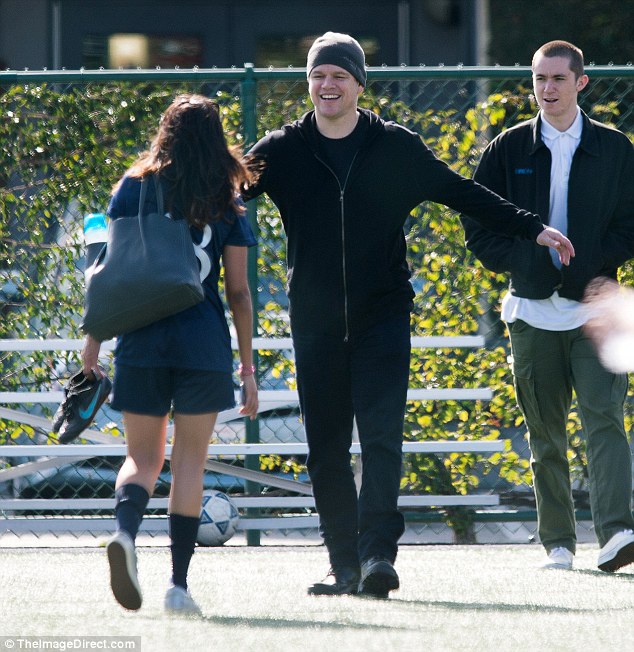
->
[[533, 40, 585, 79]]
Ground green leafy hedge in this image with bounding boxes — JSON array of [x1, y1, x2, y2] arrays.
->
[[1, 77, 632, 539]]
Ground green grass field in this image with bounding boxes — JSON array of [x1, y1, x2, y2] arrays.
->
[[3, 543, 633, 651]]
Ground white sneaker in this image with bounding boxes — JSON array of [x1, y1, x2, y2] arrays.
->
[[541, 546, 574, 570], [598, 529, 634, 572], [165, 584, 202, 616], [106, 531, 142, 610]]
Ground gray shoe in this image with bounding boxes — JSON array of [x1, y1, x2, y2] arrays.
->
[[165, 584, 202, 615], [358, 557, 399, 598], [106, 531, 142, 610]]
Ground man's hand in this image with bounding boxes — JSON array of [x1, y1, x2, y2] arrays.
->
[[536, 226, 575, 266]]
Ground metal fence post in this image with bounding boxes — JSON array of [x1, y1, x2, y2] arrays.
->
[[241, 62, 261, 546]]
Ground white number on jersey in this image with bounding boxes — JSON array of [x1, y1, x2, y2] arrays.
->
[[193, 224, 213, 282]]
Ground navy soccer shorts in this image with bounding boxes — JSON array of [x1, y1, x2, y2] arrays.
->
[[110, 364, 235, 416]]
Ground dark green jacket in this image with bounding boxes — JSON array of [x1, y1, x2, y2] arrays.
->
[[461, 111, 634, 301]]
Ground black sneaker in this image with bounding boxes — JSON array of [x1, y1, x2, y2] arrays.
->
[[51, 370, 92, 433], [358, 557, 400, 598], [307, 566, 360, 596], [57, 372, 112, 444]]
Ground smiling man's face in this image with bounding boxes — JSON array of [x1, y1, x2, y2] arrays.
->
[[532, 53, 588, 131], [308, 64, 363, 126]]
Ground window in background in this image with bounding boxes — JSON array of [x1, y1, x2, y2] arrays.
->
[[83, 34, 203, 69]]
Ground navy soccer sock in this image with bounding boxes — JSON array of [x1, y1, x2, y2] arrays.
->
[[114, 483, 150, 541], [169, 513, 200, 590]]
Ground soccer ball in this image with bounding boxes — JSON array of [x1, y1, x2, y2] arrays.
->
[[197, 490, 240, 546]]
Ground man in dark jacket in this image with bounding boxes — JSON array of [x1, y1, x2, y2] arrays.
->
[[245, 32, 574, 598], [461, 40, 634, 572]]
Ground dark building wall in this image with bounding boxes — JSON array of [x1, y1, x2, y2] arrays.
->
[[410, 0, 472, 65], [0, 0, 475, 70], [0, 0, 50, 69], [227, 0, 399, 66]]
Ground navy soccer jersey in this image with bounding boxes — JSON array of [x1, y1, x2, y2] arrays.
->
[[107, 174, 256, 371]]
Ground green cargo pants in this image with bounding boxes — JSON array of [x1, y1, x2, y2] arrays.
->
[[507, 319, 634, 552]]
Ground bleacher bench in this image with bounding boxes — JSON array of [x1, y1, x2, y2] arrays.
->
[[0, 337, 502, 532]]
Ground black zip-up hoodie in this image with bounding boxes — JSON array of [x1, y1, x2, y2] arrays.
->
[[460, 111, 634, 301], [246, 108, 546, 338]]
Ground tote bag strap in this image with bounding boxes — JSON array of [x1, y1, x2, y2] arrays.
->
[[137, 174, 165, 218]]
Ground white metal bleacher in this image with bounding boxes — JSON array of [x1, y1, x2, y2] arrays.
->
[[0, 337, 502, 533]]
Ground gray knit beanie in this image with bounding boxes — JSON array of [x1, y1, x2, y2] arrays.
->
[[306, 32, 367, 87]]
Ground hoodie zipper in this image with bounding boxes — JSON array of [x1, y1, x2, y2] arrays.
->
[[314, 151, 359, 342]]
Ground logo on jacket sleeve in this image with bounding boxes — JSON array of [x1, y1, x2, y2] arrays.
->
[[514, 167, 534, 175]]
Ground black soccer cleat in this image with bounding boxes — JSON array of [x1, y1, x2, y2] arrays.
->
[[51, 370, 93, 433], [56, 371, 112, 443]]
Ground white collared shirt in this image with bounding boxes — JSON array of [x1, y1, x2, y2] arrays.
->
[[501, 108, 588, 331], [541, 108, 583, 268]]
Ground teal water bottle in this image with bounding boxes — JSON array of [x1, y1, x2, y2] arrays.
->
[[83, 213, 108, 271]]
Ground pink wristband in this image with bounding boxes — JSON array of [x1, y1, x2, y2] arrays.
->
[[238, 363, 255, 377]]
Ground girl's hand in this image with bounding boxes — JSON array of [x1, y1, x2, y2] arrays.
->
[[81, 335, 103, 380], [238, 373, 258, 420]]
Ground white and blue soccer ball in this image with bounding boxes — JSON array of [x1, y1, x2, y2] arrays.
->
[[197, 490, 240, 546]]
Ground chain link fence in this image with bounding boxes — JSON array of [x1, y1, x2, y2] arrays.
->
[[1, 65, 632, 544]]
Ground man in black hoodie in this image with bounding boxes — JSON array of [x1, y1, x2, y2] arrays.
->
[[245, 32, 574, 598]]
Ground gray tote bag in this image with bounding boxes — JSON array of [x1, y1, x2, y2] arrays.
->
[[81, 175, 204, 341]]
